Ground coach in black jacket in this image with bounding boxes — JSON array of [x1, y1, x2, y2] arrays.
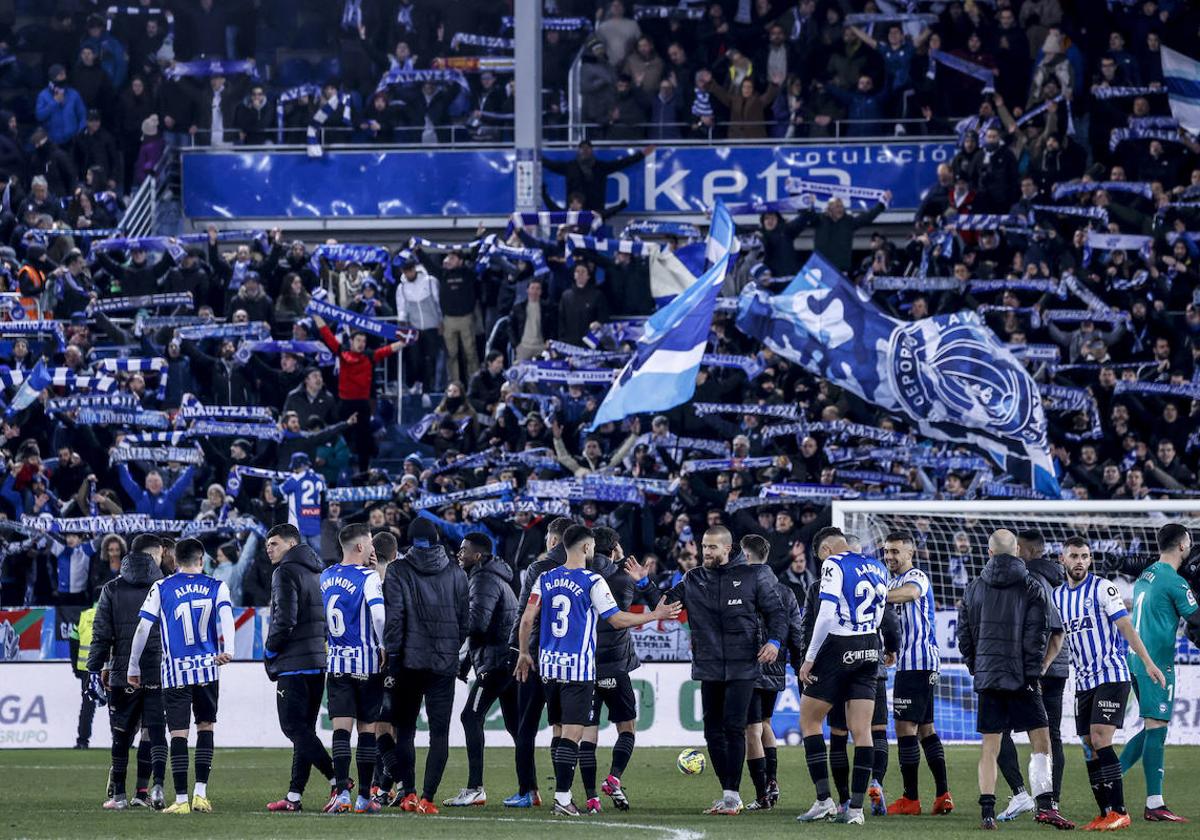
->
[[957, 529, 1060, 828], [88, 533, 166, 806], [383, 517, 469, 809], [456, 533, 519, 797], [263, 524, 335, 810], [665, 526, 786, 813]]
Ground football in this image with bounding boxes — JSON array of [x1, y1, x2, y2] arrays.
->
[[677, 748, 706, 776]]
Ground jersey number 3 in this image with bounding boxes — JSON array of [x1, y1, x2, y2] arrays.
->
[[550, 594, 571, 638]]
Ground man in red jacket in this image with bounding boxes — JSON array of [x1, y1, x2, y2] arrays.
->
[[313, 314, 406, 471]]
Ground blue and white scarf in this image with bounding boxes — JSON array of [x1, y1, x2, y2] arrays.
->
[[111, 445, 204, 464], [305, 297, 418, 345], [865, 275, 958, 292], [1039, 308, 1129, 325], [467, 498, 571, 519], [95, 357, 167, 375], [509, 362, 616, 385], [178, 397, 275, 422], [473, 235, 550, 278], [450, 33, 514, 51], [943, 214, 1030, 231], [692, 86, 713, 118], [307, 92, 351, 158], [77, 408, 170, 428], [164, 59, 257, 81], [91, 293, 193, 314], [1090, 84, 1164, 100], [691, 402, 798, 419], [1006, 343, 1061, 362], [760, 482, 860, 500], [834, 469, 909, 486], [48, 393, 138, 412], [501, 15, 591, 31], [525, 479, 643, 505], [700, 353, 767, 379], [413, 483, 509, 511], [188, 419, 284, 442], [845, 12, 937, 25], [0, 368, 116, 394], [308, 243, 391, 274], [634, 5, 706, 20], [509, 210, 600, 236], [326, 485, 395, 503], [1113, 381, 1200, 400], [980, 481, 1050, 500], [681, 456, 776, 474], [1109, 127, 1188, 152], [122, 432, 188, 445], [784, 178, 889, 205], [1052, 181, 1154, 201], [622, 220, 703, 240], [176, 322, 271, 342], [276, 84, 322, 143], [0, 319, 66, 348], [1030, 204, 1109, 223], [1039, 383, 1095, 412], [375, 67, 469, 94], [1082, 230, 1154, 263], [224, 465, 290, 498], [234, 340, 334, 366], [21, 514, 152, 534], [929, 49, 995, 92], [564, 235, 657, 263], [968, 278, 1066, 298]]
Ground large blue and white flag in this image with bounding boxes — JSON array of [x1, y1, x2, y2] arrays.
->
[[589, 203, 736, 429], [736, 253, 1061, 496], [1162, 46, 1200, 135], [4, 359, 52, 417]]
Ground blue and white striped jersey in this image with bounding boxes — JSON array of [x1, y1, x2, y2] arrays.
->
[[320, 563, 385, 676], [55, 540, 95, 595], [889, 566, 939, 671], [281, 469, 326, 537], [819, 551, 889, 636], [1053, 573, 1129, 691], [139, 573, 233, 687], [530, 566, 619, 682]]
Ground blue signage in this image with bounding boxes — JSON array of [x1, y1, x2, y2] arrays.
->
[[181, 142, 954, 219]]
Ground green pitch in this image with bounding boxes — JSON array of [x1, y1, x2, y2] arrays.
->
[[2, 745, 1198, 838]]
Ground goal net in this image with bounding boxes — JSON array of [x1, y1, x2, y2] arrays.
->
[[830, 501, 1200, 744]]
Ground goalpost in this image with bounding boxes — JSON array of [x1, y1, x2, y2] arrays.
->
[[829, 501, 1200, 744]]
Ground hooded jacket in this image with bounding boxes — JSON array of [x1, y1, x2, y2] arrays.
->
[[593, 553, 660, 680], [756, 577, 806, 691], [1026, 554, 1069, 678], [264, 542, 326, 679], [957, 553, 1051, 691], [384, 543, 469, 675], [665, 552, 787, 682], [86, 552, 162, 687], [507, 542, 567, 656], [465, 556, 519, 675]]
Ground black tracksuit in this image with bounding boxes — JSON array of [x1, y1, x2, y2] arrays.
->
[[383, 543, 469, 801], [957, 553, 1051, 693], [460, 556, 519, 789], [665, 554, 787, 794], [265, 542, 334, 797]]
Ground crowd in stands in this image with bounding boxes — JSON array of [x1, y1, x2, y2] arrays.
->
[[2, 0, 1200, 618]]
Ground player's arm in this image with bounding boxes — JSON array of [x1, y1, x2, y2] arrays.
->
[[365, 572, 386, 669], [1115, 615, 1167, 687], [127, 583, 162, 687], [514, 594, 541, 682], [886, 582, 921, 604], [752, 564, 786, 664], [799, 598, 838, 683], [215, 582, 236, 665], [605, 599, 681, 629]]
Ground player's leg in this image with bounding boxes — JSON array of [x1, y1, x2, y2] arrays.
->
[[163, 687, 192, 813], [192, 683, 217, 808], [920, 721, 952, 812], [599, 674, 637, 811], [1092, 717, 1129, 830], [868, 677, 890, 815], [843, 693, 876, 823], [550, 683, 593, 816], [1041, 675, 1067, 809], [797, 687, 837, 821], [1027, 703, 1073, 830], [699, 681, 731, 806], [132, 729, 151, 804], [894, 718, 922, 811], [828, 718, 851, 807], [325, 674, 356, 811], [353, 720, 379, 813], [719, 678, 755, 809], [103, 688, 135, 808], [390, 670, 424, 808], [978, 731, 1002, 828], [761, 708, 780, 806], [744, 691, 770, 809], [579, 720, 601, 809], [453, 671, 496, 804], [509, 671, 545, 804], [995, 730, 1032, 820], [418, 672, 455, 811]]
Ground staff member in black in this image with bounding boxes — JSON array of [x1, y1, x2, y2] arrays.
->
[[505, 516, 573, 808], [262, 523, 336, 813], [89, 533, 167, 811], [665, 525, 786, 816], [383, 517, 469, 815], [445, 532, 519, 808]]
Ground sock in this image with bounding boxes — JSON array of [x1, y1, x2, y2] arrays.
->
[[136, 739, 151, 790], [803, 734, 831, 801], [829, 733, 850, 803], [723, 788, 740, 803], [194, 782, 207, 798], [748, 756, 768, 799], [356, 733, 376, 799], [170, 736, 189, 800], [1095, 746, 1124, 814], [1029, 752, 1053, 810], [579, 741, 598, 799], [554, 740, 579, 800], [898, 734, 921, 800], [610, 732, 635, 780], [872, 732, 889, 783], [332, 730, 352, 788], [148, 727, 167, 786], [111, 732, 131, 797], [1120, 728, 1146, 772], [376, 732, 399, 787], [921, 733, 949, 797], [764, 746, 778, 784], [286, 791, 302, 803], [1085, 757, 1109, 816], [1143, 727, 1166, 799], [195, 731, 214, 788], [980, 793, 997, 820], [850, 746, 873, 810]]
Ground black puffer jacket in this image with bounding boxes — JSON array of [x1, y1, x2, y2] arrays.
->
[[465, 556, 518, 676], [756, 578, 805, 691], [264, 542, 326, 680], [384, 544, 469, 676], [665, 553, 787, 682], [957, 553, 1050, 692], [87, 552, 163, 687], [594, 554, 661, 680], [507, 542, 567, 656], [1026, 555, 1069, 678]]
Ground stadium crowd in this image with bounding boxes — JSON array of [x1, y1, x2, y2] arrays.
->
[[1, 0, 1200, 617]]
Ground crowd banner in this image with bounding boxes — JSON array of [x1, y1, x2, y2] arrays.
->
[[181, 143, 955, 218]]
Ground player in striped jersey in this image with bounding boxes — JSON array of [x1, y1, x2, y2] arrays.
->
[[321, 523, 387, 814], [882, 530, 952, 817], [127, 538, 234, 814], [1053, 536, 1165, 832], [514, 525, 680, 817], [280, 454, 326, 551]]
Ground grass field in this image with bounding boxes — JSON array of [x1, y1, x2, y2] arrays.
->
[[1, 745, 1197, 838]]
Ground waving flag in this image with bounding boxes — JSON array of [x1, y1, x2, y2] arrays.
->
[[589, 203, 736, 430], [5, 359, 52, 417], [736, 253, 1060, 496], [1162, 46, 1200, 134]]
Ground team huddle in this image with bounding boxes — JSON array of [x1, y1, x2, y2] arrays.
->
[[83, 517, 1199, 829]]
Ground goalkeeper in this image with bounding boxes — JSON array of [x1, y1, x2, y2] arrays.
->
[[1119, 523, 1200, 823]]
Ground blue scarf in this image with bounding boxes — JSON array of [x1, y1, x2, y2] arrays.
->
[[91, 293, 193, 313], [308, 243, 391, 274], [76, 408, 170, 428], [164, 59, 257, 80], [622, 220, 702, 240], [930, 49, 995, 92], [176, 322, 271, 341], [1114, 381, 1200, 400], [450, 33, 514, 51], [234, 340, 334, 366], [110, 445, 204, 464], [691, 403, 798, 419], [305, 297, 418, 345], [1090, 84, 1164, 99], [634, 5, 705, 20], [784, 178, 889, 207], [276, 84, 323, 143], [834, 469, 909, 485], [1052, 181, 1154, 200], [326, 485, 395, 503], [179, 397, 275, 422], [1109, 126, 1189, 152], [413, 483, 509, 511], [681, 456, 776, 474], [467, 498, 571, 519], [307, 92, 351, 158], [500, 15, 591, 31], [188, 419, 284, 442], [375, 67, 469, 94]]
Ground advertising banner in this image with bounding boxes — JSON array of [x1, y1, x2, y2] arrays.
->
[[181, 143, 954, 219]]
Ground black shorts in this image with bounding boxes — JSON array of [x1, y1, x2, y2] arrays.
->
[[545, 680, 594, 727], [893, 670, 939, 725], [803, 634, 880, 706], [828, 677, 888, 730], [327, 673, 385, 722], [747, 688, 779, 725], [109, 683, 163, 734], [976, 686, 1049, 734], [163, 683, 220, 731], [589, 674, 638, 727], [1074, 681, 1129, 738]]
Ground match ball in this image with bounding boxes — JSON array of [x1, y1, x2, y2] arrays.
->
[[677, 748, 706, 776]]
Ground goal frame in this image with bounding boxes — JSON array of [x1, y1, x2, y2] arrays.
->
[[832, 500, 1200, 532]]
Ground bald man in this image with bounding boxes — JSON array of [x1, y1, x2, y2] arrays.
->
[[957, 530, 1070, 830]]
